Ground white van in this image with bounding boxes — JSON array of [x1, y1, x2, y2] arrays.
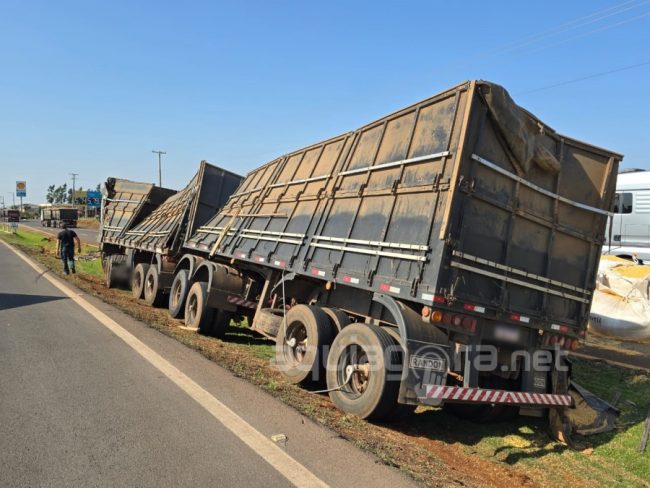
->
[[603, 169, 650, 262]]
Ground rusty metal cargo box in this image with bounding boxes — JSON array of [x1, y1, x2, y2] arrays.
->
[[185, 81, 621, 335], [115, 161, 243, 254], [100, 179, 176, 246]]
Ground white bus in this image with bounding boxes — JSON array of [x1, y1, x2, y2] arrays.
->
[[604, 169, 650, 263]]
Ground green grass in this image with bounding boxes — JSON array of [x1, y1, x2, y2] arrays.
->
[[0, 227, 103, 278], [407, 358, 650, 487]]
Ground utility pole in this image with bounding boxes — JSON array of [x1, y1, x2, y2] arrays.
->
[[70, 173, 78, 205], [152, 150, 166, 187]]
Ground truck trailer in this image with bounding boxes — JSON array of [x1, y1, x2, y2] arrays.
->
[[41, 207, 78, 228], [101, 161, 242, 304], [167, 80, 620, 426]]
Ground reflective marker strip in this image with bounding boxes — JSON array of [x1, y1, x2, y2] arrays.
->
[[237, 252, 247, 259], [311, 268, 326, 277], [464, 303, 486, 314], [424, 386, 572, 406], [273, 260, 286, 268], [227, 296, 258, 309], [379, 284, 400, 294], [342, 276, 360, 284], [255, 256, 265, 263], [511, 314, 530, 324]]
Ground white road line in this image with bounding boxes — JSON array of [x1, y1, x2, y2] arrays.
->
[[1, 240, 328, 488]]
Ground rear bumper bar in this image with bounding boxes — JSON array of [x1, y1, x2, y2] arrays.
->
[[421, 385, 572, 407]]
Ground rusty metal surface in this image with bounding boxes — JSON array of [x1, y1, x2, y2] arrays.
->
[[115, 161, 242, 254], [100, 179, 176, 245], [186, 81, 621, 334]]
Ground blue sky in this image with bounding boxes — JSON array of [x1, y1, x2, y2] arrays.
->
[[1, 0, 649, 203]]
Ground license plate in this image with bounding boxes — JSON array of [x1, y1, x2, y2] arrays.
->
[[494, 325, 521, 343], [409, 355, 445, 372]]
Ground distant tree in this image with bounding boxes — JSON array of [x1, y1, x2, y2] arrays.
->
[[54, 183, 67, 204], [46, 185, 56, 203]]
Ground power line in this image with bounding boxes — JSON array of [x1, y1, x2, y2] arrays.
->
[[516, 60, 650, 95], [446, 0, 650, 68], [505, 10, 650, 61], [484, 0, 649, 56]]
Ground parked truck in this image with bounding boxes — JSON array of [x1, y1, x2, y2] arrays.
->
[[101, 161, 242, 304], [2, 209, 20, 222], [603, 168, 650, 263], [41, 207, 78, 228], [165, 81, 620, 428]]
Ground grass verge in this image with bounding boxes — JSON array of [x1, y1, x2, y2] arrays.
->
[[2, 227, 649, 488]]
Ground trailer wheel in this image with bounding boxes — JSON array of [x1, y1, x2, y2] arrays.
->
[[131, 263, 149, 299], [184, 281, 215, 332], [326, 324, 402, 421], [275, 305, 333, 385], [143, 266, 165, 307], [322, 307, 351, 333], [168, 269, 189, 319], [202, 310, 233, 339]]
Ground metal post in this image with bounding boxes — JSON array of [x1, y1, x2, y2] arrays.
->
[[70, 173, 78, 206], [152, 150, 166, 187]]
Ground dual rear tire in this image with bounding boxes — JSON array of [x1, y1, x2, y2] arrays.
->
[[131, 263, 149, 299], [274, 306, 404, 421], [183, 281, 233, 338]]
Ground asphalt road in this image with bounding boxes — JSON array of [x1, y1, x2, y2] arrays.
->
[[20, 219, 100, 245], [0, 242, 417, 488]]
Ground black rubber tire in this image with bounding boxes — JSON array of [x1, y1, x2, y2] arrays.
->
[[131, 263, 149, 299], [275, 305, 333, 385], [326, 324, 402, 421], [202, 310, 233, 339], [168, 269, 189, 319], [322, 307, 351, 333], [143, 266, 165, 307], [184, 281, 215, 332]]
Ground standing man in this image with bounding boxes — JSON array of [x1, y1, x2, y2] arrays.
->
[[56, 224, 82, 275]]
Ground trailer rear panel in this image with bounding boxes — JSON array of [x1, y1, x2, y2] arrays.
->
[[185, 81, 620, 335], [100, 179, 176, 246]]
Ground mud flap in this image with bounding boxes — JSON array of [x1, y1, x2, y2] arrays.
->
[[372, 294, 451, 405], [565, 381, 620, 436], [549, 357, 619, 447]]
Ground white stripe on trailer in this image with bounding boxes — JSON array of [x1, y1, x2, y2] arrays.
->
[[423, 386, 572, 406], [421, 293, 435, 302]]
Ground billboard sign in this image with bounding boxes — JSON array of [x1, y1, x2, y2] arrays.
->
[[74, 190, 86, 205], [16, 181, 26, 198], [86, 191, 102, 209]]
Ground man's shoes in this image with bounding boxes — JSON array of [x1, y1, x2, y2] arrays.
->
[[71, 268, 76, 274], [64, 270, 70, 275]]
